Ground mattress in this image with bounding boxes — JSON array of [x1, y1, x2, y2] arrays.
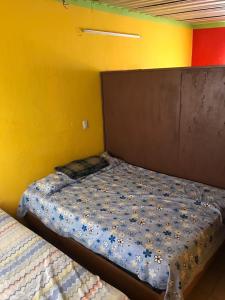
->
[[18, 155, 225, 300], [0, 208, 126, 300]]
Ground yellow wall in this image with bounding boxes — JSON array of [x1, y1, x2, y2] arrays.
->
[[0, 0, 193, 215]]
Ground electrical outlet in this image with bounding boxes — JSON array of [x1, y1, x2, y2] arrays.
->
[[82, 120, 89, 130]]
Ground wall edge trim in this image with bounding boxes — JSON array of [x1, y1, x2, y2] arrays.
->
[[193, 22, 225, 29]]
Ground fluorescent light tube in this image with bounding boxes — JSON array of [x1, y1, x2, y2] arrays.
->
[[81, 28, 141, 39]]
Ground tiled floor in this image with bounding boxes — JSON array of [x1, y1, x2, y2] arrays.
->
[[187, 244, 225, 300]]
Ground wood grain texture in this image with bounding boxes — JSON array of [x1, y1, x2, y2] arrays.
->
[[102, 69, 182, 175], [180, 68, 225, 187], [101, 66, 225, 188]]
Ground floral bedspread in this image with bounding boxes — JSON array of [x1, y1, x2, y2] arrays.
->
[[0, 209, 126, 300], [18, 155, 225, 300]]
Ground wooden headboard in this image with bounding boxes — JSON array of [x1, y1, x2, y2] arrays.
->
[[101, 66, 225, 189]]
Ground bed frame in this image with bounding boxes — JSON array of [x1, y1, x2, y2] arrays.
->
[[22, 66, 225, 299], [24, 212, 163, 300], [24, 211, 224, 300]]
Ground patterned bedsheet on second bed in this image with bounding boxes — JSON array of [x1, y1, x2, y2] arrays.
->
[[0, 209, 126, 300], [18, 156, 225, 300]]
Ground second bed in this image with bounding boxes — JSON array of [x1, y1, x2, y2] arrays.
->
[[18, 154, 225, 300]]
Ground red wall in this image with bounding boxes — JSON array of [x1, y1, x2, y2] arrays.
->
[[192, 27, 225, 66]]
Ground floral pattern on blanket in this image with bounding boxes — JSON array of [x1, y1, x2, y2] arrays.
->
[[18, 156, 225, 300]]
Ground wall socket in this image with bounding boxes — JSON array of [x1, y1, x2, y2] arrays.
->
[[82, 119, 89, 130]]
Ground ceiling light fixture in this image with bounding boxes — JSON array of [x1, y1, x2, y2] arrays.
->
[[81, 28, 141, 39]]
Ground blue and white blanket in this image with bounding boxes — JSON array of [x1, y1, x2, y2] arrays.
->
[[18, 155, 225, 300]]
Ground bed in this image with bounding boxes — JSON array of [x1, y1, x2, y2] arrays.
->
[[0, 208, 127, 300], [18, 66, 225, 299], [18, 154, 225, 300]]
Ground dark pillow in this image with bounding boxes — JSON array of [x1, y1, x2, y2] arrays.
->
[[55, 156, 109, 179]]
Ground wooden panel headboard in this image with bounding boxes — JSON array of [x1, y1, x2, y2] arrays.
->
[[101, 66, 225, 189]]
